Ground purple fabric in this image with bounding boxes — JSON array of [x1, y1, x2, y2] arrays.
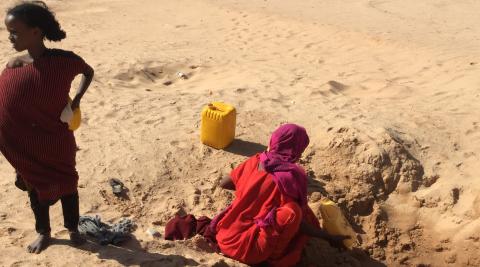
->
[[254, 205, 277, 228], [259, 124, 310, 208]]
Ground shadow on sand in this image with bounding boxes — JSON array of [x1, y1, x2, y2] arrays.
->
[[51, 236, 199, 267], [224, 139, 267, 157]]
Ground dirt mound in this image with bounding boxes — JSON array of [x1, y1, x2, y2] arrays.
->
[[303, 127, 426, 265]]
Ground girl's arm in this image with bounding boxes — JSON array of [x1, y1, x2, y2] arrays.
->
[[71, 64, 94, 110]]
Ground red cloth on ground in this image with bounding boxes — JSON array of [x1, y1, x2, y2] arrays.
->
[[215, 155, 320, 266], [164, 214, 212, 240], [0, 49, 88, 201]]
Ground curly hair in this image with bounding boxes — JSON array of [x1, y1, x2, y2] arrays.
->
[[7, 1, 66, 42]]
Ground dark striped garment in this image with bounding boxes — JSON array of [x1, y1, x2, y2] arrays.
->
[[0, 49, 88, 201]]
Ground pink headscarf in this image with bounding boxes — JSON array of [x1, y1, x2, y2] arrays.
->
[[259, 123, 310, 207]]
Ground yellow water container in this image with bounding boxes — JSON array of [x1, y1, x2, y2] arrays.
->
[[69, 107, 81, 131], [201, 102, 236, 149], [68, 98, 81, 131], [319, 199, 357, 249]]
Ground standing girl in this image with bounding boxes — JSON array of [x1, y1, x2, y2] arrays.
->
[[0, 1, 94, 253]]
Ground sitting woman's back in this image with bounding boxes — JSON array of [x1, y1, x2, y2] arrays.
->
[[165, 124, 346, 267], [216, 155, 305, 264], [215, 124, 319, 266]]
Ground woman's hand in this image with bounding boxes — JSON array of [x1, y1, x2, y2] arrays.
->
[[300, 221, 351, 250], [326, 234, 350, 251], [7, 58, 23, 68], [219, 176, 235, 190], [6, 55, 32, 68]]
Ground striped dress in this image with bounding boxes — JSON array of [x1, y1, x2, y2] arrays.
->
[[0, 49, 88, 201]]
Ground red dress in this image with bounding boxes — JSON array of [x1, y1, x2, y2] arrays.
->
[[0, 49, 88, 201], [215, 155, 319, 266]]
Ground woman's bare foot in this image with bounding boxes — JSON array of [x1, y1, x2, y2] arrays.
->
[[69, 231, 86, 246], [27, 233, 51, 254]]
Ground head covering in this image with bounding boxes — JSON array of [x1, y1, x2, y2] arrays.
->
[[259, 124, 310, 207]]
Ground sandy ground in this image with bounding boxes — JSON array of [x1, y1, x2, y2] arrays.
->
[[0, 0, 479, 266]]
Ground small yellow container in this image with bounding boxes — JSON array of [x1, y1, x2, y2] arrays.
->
[[201, 102, 236, 149], [68, 98, 81, 131], [319, 199, 357, 249], [69, 107, 81, 131]]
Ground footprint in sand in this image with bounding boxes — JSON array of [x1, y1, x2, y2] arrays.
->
[[328, 80, 348, 94], [144, 119, 157, 125], [465, 122, 479, 135], [235, 88, 248, 94], [114, 65, 164, 83], [113, 61, 198, 88]]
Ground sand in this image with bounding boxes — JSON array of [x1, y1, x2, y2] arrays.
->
[[0, 0, 479, 266]]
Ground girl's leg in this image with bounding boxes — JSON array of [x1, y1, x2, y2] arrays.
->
[[60, 191, 84, 245], [60, 191, 79, 231], [28, 190, 51, 253], [29, 190, 51, 235]]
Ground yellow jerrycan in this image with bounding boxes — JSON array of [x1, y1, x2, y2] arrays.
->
[[201, 102, 236, 149], [69, 107, 81, 131], [68, 98, 81, 131], [61, 98, 81, 131], [319, 199, 357, 249]]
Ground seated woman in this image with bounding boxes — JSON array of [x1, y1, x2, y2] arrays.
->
[[212, 124, 348, 266]]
